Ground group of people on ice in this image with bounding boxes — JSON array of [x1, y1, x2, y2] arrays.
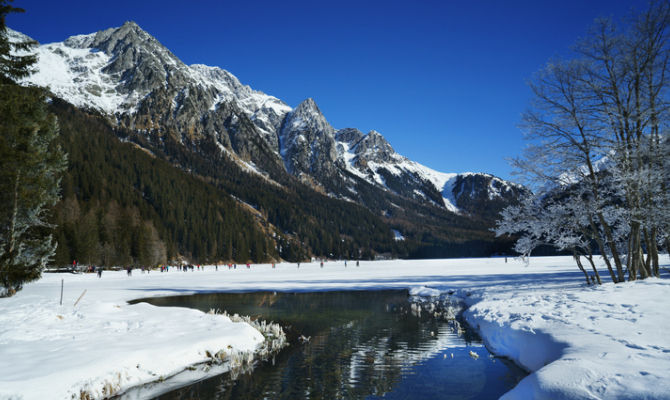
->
[[77, 259, 364, 278]]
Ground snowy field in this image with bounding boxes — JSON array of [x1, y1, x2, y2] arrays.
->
[[1, 256, 669, 399]]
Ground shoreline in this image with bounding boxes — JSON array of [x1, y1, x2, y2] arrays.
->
[[460, 278, 670, 399], [1, 256, 668, 399]]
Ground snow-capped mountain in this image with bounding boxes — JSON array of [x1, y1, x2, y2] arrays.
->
[[21, 22, 291, 132], [14, 21, 526, 217], [13, 22, 290, 169]]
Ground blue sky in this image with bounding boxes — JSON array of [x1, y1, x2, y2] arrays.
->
[[9, 0, 648, 181]]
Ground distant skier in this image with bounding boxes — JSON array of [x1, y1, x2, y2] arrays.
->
[[97, 267, 102, 278]]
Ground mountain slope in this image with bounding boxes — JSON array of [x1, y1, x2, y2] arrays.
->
[[49, 98, 397, 264], [50, 98, 280, 265]]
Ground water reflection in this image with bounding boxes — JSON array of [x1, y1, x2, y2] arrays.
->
[[135, 290, 524, 399]]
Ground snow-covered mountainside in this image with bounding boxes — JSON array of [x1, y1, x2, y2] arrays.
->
[[13, 23, 290, 140], [335, 128, 528, 213], [13, 21, 525, 215]]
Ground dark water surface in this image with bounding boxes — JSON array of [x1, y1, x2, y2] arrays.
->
[[138, 290, 525, 399]]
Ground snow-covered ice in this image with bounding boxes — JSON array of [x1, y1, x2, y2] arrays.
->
[[1, 256, 669, 399]]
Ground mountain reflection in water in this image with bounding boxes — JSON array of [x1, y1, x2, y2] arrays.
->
[[135, 290, 525, 399]]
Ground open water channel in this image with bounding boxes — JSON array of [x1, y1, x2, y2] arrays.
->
[[133, 290, 525, 399]]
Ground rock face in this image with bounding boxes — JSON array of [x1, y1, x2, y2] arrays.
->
[[279, 98, 339, 181], [19, 22, 526, 221]]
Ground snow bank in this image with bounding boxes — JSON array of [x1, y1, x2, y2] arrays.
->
[[1, 256, 668, 399], [409, 285, 442, 297], [465, 277, 670, 399], [0, 270, 265, 399]]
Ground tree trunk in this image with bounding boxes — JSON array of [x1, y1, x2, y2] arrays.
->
[[0, 171, 21, 292], [626, 232, 637, 281], [643, 229, 651, 272], [630, 224, 640, 278], [630, 223, 648, 280], [637, 227, 648, 279], [597, 211, 625, 282], [639, 250, 648, 279], [585, 251, 602, 285], [574, 252, 591, 285], [650, 228, 659, 277], [8, 170, 21, 256], [642, 228, 654, 278], [588, 217, 618, 283]]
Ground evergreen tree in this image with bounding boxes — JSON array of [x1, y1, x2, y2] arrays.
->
[[0, 2, 67, 296], [0, 1, 36, 84]]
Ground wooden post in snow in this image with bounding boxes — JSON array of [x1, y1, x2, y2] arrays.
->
[[74, 289, 87, 307]]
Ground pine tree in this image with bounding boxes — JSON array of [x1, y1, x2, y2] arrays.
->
[[0, 1, 37, 84], [0, 2, 67, 296]]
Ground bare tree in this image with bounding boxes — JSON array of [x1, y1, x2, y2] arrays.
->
[[499, 1, 670, 282]]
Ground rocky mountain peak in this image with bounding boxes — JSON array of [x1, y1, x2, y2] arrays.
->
[[56, 21, 186, 101], [64, 21, 159, 54], [279, 98, 338, 179], [292, 98, 325, 120], [298, 97, 318, 109], [283, 98, 334, 140]]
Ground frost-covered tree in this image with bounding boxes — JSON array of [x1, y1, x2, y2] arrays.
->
[[0, 2, 67, 296], [583, 2, 670, 280], [498, 1, 670, 283], [497, 182, 622, 284]]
